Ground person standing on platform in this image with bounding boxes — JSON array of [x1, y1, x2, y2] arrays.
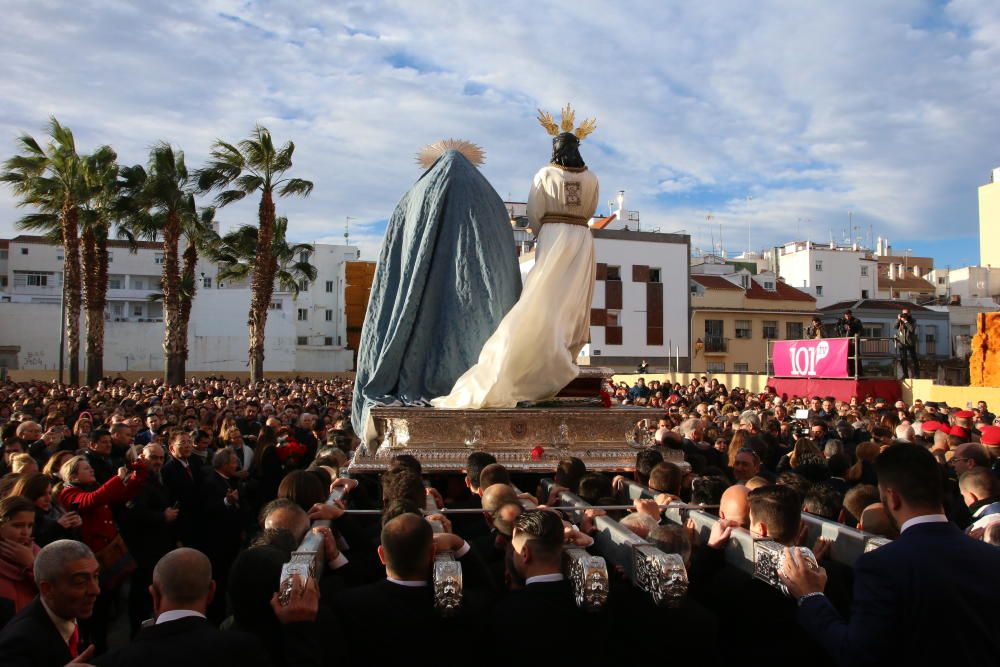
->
[[807, 316, 825, 339], [838, 309, 864, 377], [895, 308, 919, 380]]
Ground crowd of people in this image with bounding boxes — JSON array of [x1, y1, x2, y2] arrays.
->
[[0, 374, 996, 666]]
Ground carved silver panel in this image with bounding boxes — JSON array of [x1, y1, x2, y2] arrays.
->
[[753, 540, 817, 596], [632, 545, 688, 607], [864, 536, 892, 552], [433, 554, 463, 616], [564, 547, 608, 612]]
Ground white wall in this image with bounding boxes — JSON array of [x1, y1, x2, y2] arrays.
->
[[777, 243, 877, 308], [580, 234, 689, 364]]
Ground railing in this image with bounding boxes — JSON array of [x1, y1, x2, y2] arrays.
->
[[703, 336, 727, 353], [766, 336, 899, 379]]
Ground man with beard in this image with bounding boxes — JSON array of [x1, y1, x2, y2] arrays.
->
[[782, 444, 1000, 666]]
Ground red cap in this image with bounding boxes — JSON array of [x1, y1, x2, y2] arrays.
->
[[949, 426, 970, 441], [954, 410, 974, 419], [921, 420, 942, 433], [980, 425, 1000, 447]]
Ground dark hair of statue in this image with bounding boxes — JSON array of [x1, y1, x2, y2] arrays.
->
[[551, 132, 586, 169]]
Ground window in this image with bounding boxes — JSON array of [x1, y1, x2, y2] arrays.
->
[[706, 362, 725, 373], [131, 277, 146, 290], [56, 253, 63, 261], [325, 280, 334, 293], [203, 277, 212, 289], [607, 310, 621, 327], [298, 279, 309, 291], [740, 275, 750, 289], [786, 322, 804, 340], [297, 336, 308, 345], [734, 363, 749, 372], [606, 265, 621, 281], [815, 285, 823, 296], [13, 271, 52, 287], [0, 249, 7, 259], [297, 308, 308, 321], [110, 303, 124, 318], [690, 283, 699, 294], [325, 309, 333, 321], [763, 281, 775, 290], [132, 305, 143, 317], [20, 248, 28, 255], [735, 319, 752, 339], [107, 252, 113, 263], [155, 253, 164, 264], [861, 266, 869, 277], [815, 260, 823, 271], [268, 301, 282, 310], [648, 268, 661, 283], [762, 320, 778, 339], [924, 325, 937, 345], [937, 277, 945, 285], [861, 289, 869, 299], [324, 336, 334, 346], [299, 250, 310, 263], [109, 276, 123, 290], [863, 324, 884, 338]]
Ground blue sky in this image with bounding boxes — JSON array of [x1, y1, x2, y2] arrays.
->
[[1, 1, 998, 268]]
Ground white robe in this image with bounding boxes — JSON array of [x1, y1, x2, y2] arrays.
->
[[431, 164, 598, 408]]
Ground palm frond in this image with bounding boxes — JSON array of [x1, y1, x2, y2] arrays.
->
[[278, 178, 314, 198]]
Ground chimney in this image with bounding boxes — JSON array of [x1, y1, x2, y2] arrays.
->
[[889, 263, 897, 280], [616, 190, 625, 217], [876, 236, 883, 255]]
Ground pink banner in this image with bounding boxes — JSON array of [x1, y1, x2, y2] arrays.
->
[[772, 338, 850, 378]]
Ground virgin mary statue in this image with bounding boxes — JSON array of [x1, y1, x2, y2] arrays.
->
[[432, 105, 599, 409], [352, 142, 522, 438]]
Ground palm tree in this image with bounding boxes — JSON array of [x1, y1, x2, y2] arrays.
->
[[205, 216, 317, 349], [196, 125, 313, 382], [119, 143, 207, 385], [79, 145, 119, 385], [0, 118, 86, 385]]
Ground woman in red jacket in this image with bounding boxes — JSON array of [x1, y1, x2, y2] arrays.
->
[[57, 454, 147, 652]]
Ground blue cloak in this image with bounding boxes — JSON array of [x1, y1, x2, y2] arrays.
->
[[351, 150, 522, 437]]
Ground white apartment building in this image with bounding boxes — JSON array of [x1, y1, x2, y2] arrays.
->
[[0, 235, 359, 372], [774, 241, 878, 308]]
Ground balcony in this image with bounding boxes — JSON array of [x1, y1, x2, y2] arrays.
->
[[703, 336, 728, 354]]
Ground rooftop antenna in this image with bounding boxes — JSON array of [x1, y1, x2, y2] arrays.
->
[[345, 216, 354, 245]]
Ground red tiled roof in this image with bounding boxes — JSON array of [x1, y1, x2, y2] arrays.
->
[[691, 275, 742, 290], [590, 213, 617, 230], [11, 234, 162, 251], [746, 280, 816, 302]]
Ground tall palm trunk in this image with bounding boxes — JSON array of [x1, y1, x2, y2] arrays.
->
[[247, 190, 276, 383], [81, 226, 108, 385], [178, 237, 198, 379], [61, 198, 82, 386], [161, 212, 184, 385]]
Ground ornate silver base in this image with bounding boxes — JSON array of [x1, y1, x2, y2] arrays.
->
[[350, 405, 657, 472]]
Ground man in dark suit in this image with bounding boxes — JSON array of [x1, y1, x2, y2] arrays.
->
[[85, 429, 116, 486], [94, 548, 270, 667], [492, 509, 608, 661], [782, 444, 1000, 667], [196, 449, 243, 624], [161, 429, 201, 546], [120, 443, 178, 634], [0, 539, 100, 666], [332, 513, 486, 661]]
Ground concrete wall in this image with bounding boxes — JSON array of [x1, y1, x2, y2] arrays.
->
[[980, 176, 1000, 269], [904, 379, 1000, 407], [0, 289, 299, 373]]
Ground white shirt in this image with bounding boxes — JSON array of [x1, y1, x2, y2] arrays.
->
[[899, 513, 948, 534], [156, 609, 206, 625], [525, 573, 565, 585], [386, 577, 428, 587], [40, 597, 76, 645]]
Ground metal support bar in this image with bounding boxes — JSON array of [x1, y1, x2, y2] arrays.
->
[[279, 485, 349, 604], [540, 479, 688, 606]]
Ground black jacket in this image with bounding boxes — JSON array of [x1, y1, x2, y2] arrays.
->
[[119, 474, 176, 569], [93, 615, 268, 667], [0, 597, 79, 667]]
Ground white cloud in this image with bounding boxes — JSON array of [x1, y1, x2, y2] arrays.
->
[[1, 0, 998, 265]]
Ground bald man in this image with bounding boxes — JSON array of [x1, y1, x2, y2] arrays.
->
[[95, 549, 276, 666], [719, 485, 750, 527]]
